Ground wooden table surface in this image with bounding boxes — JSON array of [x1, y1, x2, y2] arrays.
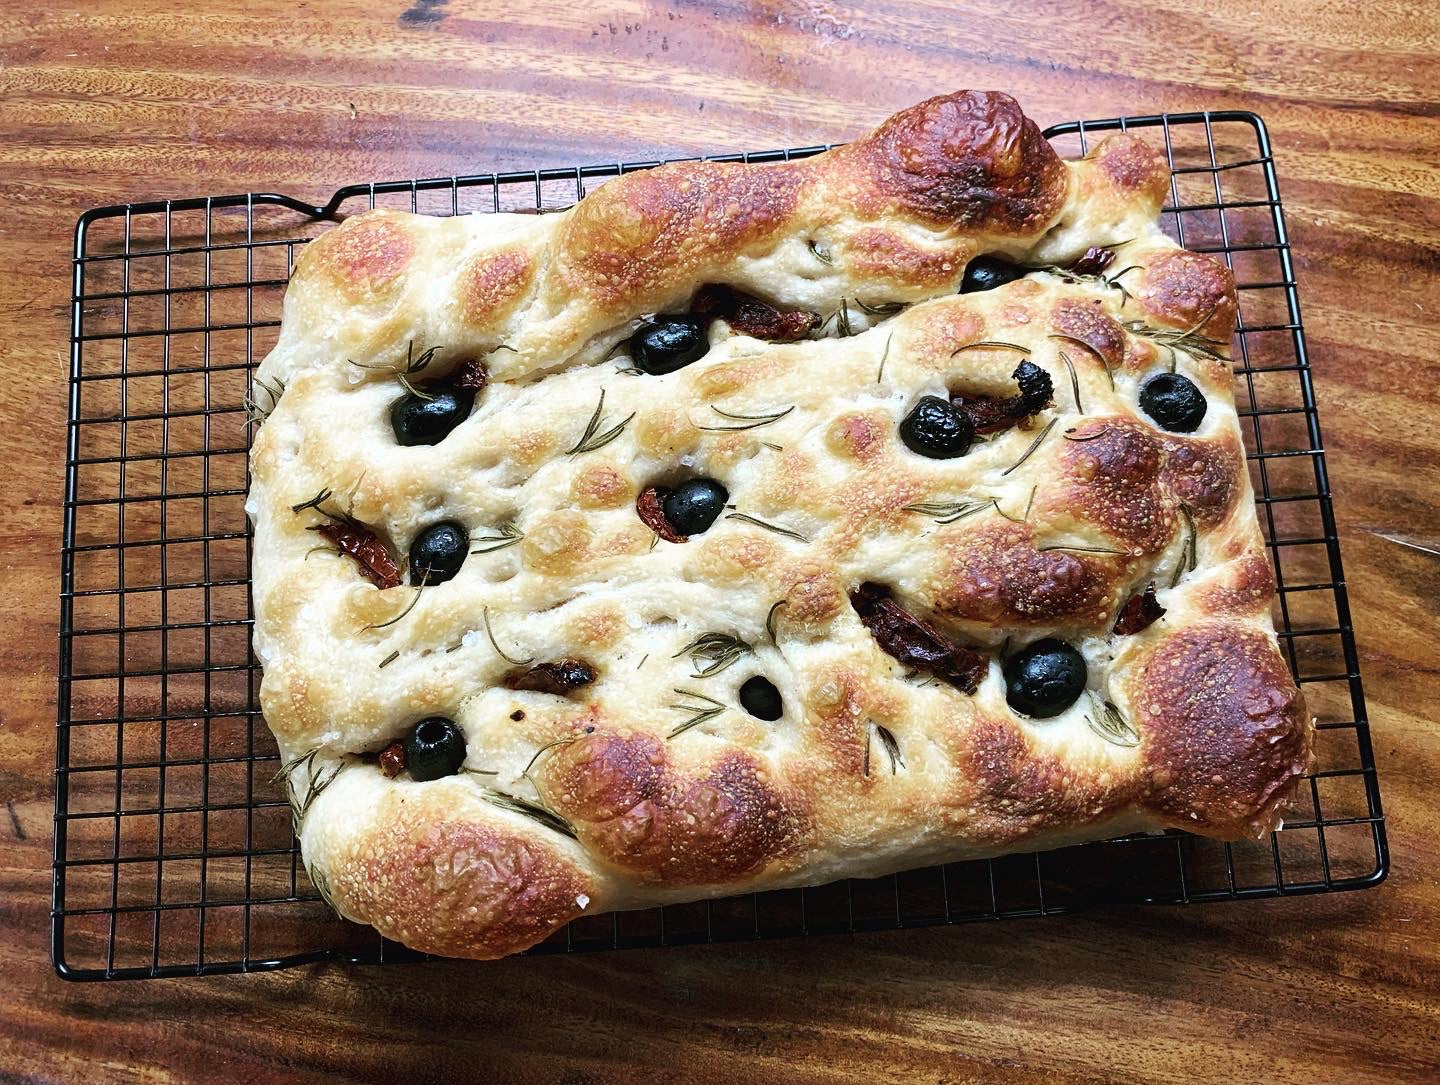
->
[[3, 2, 1438, 1081]]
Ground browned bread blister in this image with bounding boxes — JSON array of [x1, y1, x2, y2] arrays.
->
[[249, 91, 1311, 959]]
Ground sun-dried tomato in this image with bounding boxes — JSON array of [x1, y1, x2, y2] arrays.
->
[[1113, 584, 1166, 635], [952, 360, 1053, 435], [692, 284, 820, 342], [505, 658, 598, 695], [377, 741, 407, 779], [311, 521, 404, 589], [444, 357, 489, 392], [1070, 246, 1116, 277], [636, 485, 686, 543], [850, 582, 987, 694]]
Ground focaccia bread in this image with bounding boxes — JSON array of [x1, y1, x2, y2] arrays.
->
[[247, 91, 1312, 959]]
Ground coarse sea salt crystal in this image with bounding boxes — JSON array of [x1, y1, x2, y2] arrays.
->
[[576, 894, 590, 909]]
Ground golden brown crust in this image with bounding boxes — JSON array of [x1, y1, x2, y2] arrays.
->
[[843, 90, 1067, 232], [544, 733, 809, 885], [251, 91, 1310, 961], [1131, 626, 1312, 836], [318, 784, 593, 959]]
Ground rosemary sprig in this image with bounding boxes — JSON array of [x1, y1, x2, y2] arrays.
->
[[698, 405, 795, 431], [1085, 693, 1140, 748], [275, 748, 343, 835], [1169, 503, 1198, 588], [808, 239, 833, 265], [291, 487, 339, 516], [244, 375, 285, 424], [1000, 417, 1058, 476], [667, 689, 727, 738], [349, 340, 442, 398], [766, 600, 786, 645], [725, 512, 809, 542], [863, 722, 904, 777], [1059, 350, 1083, 413], [673, 631, 751, 678], [951, 340, 1032, 358], [566, 389, 635, 455], [483, 606, 534, 666], [832, 299, 854, 337], [902, 498, 993, 526], [1031, 263, 1142, 305], [482, 791, 577, 839], [1123, 301, 1227, 371], [471, 521, 524, 554], [876, 331, 894, 383]]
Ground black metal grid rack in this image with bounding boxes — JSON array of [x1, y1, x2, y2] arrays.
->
[[55, 111, 1387, 981]]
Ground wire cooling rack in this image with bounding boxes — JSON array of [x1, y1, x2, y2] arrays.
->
[[55, 111, 1388, 981]]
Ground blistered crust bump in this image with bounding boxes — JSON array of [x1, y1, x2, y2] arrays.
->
[[251, 91, 1310, 960]]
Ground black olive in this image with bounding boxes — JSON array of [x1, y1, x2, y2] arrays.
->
[[389, 387, 475, 446], [739, 675, 783, 721], [404, 716, 467, 781], [661, 478, 728, 536], [1003, 639, 1088, 719], [631, 316, 709, 375], [1139, 373, 1208, 433], [960, 256, 1024, 294], [899, 396, 975, 459], [409, 521, 469, 585]]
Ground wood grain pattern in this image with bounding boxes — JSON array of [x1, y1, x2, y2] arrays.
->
[[3, 1, 1438, 1081]]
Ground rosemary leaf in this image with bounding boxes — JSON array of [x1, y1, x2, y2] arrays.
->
[[523, 736, 582, 779], [854, 298, 905, 317], [808, 239, 833, 265], [1060, 349, 1083, 413], [361, 576, 426, 632], [1037, 542, 1129, 555], [1169, 504, 1198, 589], [1085, 692, 1140, 748], [305, 861, 339, 913], [471, 521, 524, 554], [725, 512, 809, 542], [290, 487, 335, 514], [1000, 417, 1058, 476], [483, 606, 534, 666], [698, 405, 795, 431], [876, 331, 894, 384], [766, 600, 786, 645], [951, 340, 1033, 358], [482, 790, 577, 839], [863, 722, 904, 777], [377, 650, 399, 670]]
